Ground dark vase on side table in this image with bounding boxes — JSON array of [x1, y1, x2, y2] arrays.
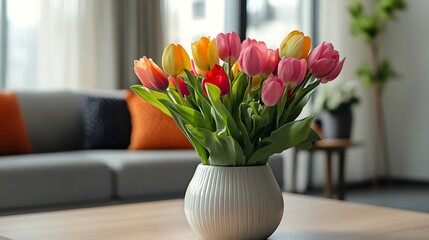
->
[[321, 107, 353, 139]]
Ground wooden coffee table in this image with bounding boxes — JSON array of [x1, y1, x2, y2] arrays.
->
[[0, 193, 428, 240]]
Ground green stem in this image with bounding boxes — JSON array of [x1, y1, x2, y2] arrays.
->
[[173, 76, 186, 105], [245, 75, 252, 100]]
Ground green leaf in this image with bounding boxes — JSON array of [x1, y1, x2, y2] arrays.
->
[[167, 88, 182, 105], [211, 107, 226, 132], [184, 69, 206, 100], [280, 80, 319, 125], [348, 0, 363, 17], [130, 85, 171, 116], [377, 59, 399, 87], [295, 128, 321, 150], [247, 116, 314, 165], [276, 89, 288, 127], [356, 64, 374, 86], [237, 106, 254, 159], [158, 100, 206, 128], [231, 72, 249, 109], [184, 69, 215, 130], [249, 102, 269, 140], [240, 103, 253, 134], [187, 125, 245, 166], [167, 111, 209, 164], [205, 84, 241, 141]]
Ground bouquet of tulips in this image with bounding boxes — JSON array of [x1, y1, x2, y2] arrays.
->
[[132, 31, 345, 166]]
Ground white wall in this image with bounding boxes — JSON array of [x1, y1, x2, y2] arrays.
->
[[382, 0, 429, 180], [309, 0, 376, 187], [282, 0, 429, 190], [307, 0, 429, 187], [283, 0, 376, 191]]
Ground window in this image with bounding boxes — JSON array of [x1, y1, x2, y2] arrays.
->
[[247, 0, 302, 48], [0, 0, 314, 90], [162, 0, 235, 54], [2, 0, 40, 90], [162, 0, 312, 52]]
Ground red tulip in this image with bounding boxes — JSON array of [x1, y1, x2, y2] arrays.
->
[[202, 64, 230, 96], [216, 32, 241, 64], [307, 41, 345, 83], [238, 39, 268, 76], [277, 57, 307, 87], [134, 57, 168, 91], [262, 76, 285, 106], [168, 76, 190, 96]]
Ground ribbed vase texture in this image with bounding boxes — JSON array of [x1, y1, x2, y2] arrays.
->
[[184, 164, 284, 240]]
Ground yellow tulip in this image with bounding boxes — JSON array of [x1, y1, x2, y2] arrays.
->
[[191, 37, 219, 72], [232, 61, 241, 77], [279, 31, 311, 59], [251, 75, 263, 91], [162, 44, 191, 77]]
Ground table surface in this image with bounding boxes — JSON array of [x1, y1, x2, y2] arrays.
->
[[0, 193, 428, 240]]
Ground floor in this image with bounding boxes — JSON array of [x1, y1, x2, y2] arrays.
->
[[305, 181, 429, 213]]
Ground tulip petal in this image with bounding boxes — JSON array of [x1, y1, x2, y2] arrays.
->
[[321, 58, 346, 83], [239, 44, 267, 76], [202, 64, 230, 96], [134, 66, 155, 89], [311, 58, 337, 78], [262, 76, 285, 106], [308, 41, 325, 68]]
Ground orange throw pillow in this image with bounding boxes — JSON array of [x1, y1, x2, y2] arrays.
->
[[126, 91, 192, 150], [0, 93, 32, 155]]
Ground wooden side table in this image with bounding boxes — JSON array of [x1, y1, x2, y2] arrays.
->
[[291, 139, 360, 200]]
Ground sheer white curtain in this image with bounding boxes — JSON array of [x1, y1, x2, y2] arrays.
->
[[37, 0, 117, 90]]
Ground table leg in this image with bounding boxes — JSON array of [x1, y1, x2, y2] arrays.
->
[[324, 151, 333, 198], [291, 149, 298, 193], [338, 150, 346, 200]]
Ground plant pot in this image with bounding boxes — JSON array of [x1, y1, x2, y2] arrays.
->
[[321, 107, 353, 139], [184, 164, 284, 240]]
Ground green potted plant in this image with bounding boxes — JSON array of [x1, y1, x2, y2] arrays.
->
[[348, 0, 406, 181], [314, 81, 359, 139]]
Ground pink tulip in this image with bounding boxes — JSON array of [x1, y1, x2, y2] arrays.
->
[[262, 76, 285, 106], [307, 42, 345, 83], [320, 58, 345, 83], [240, 38, 259, 50], [262, 48, 280, 77], [216, 32, 241, 64], [168, 76, 190, 96], [277, 57, 307, 87], [134, 57, 168, 91], [238, 39, 268, 76]]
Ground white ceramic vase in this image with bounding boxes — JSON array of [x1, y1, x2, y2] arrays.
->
[[184, 164, 284, 240]]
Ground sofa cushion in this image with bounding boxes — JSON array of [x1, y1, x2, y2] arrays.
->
[[80, 150, 284, 200], [0, 93, 32, 155], [15, 91, 84, 153], [82, 150, 200, 199], [0, 152, 112, 210], [80, 95, 131, 149], [125, 91, 192, 150]]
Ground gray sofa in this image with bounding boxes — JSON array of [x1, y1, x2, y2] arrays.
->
[[0, 91, 284, 213]]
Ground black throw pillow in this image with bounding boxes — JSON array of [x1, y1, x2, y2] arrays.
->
[[80, 95, 131, 149]]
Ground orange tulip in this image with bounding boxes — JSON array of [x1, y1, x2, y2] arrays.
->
[[279, 31, 311, 59], [162, 44, 191, 77], [191, 37, 219, 73], [134, 57, 168, 91]]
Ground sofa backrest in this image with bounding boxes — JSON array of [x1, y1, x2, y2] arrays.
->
[[16, 91, 84, 153]]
